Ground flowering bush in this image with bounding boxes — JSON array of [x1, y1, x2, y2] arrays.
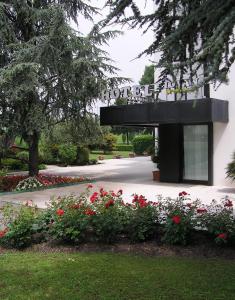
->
[[42, 194, 92, 243], [90, 189, 127, 243], [126, 194, 159, 242], [0, 174, 89, 192], [0, 203, 40, 249], [198, 197, 235, 245], [160, 192, 200, 245], [14, 177, 43, 191]]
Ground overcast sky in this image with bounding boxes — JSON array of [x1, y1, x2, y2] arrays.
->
[[76, 0, 154, 85]]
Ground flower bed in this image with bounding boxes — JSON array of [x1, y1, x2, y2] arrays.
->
[[0, 174, 90, 193], [0, 188, 234, 249]]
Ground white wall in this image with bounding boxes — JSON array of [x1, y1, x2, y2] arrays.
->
[[211, 64, 235, 186]]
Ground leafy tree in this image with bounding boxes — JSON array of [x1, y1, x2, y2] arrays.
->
[[0, 1, 123, 175], [139, 65, 155, 85], [104, 0, 235, 87]]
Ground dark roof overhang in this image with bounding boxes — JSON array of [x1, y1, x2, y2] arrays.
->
[[100, 98, 228, 127]]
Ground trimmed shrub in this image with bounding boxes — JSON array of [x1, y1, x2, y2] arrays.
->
[[1, 158, 27, 171], [58, 144, 77, 165], [16, 151, 29, 161], [102, 133, 118, 153], [76, 147, 90, 165], [132, 135, 154, 155], [115, 144, 133, 151]]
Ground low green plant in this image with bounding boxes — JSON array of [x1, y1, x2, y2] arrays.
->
[[0, 203, 40, 249], [115, 144, 133, 151]]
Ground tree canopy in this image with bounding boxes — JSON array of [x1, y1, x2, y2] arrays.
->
[[0, 0, 124, 175], [104, 0, 235, 87], [139, 65, 155, 85]]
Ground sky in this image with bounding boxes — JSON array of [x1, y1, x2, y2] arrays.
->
[[76, 0, 154, 85]]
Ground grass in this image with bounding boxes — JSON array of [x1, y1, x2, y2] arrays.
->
[[0, 252, 235, 299], [90, 150, 131, 160]]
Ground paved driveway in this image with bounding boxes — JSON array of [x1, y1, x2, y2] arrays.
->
[[1, 157, 235, 208]]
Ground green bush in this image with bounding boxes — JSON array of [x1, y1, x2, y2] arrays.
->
[[76, 147, 90, 165], [132, 135, 154, 155], [16, 151, 29, 161], [102, 133, 118, 153], [226, 151, 235, 180], [126, 195, 158, 242], [0, 204, 39, 249], [115, 144, 133, 151], [58, 144, 77, 165], [161, 193, 199, 245], [2, 158, 27, 170]]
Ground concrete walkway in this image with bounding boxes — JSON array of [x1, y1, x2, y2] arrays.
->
[[1, 157, 235, 208]]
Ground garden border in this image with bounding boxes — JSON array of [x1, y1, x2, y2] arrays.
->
[[0, 179, 95, 196]]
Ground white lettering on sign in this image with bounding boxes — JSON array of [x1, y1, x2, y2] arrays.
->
[[101, 80, 206, 103]]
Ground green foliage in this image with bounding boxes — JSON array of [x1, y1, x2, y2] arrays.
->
[[58, 144, 77, 165], [115, 144, 133, 151], [161, 194, 199, 245], [132, 135, 154, 155], [1, 158, 26, 171], [126, 204, 158, 243], [139, 65, 155, 85], [198, 198, 235, 245], [16, 151, 29, 161], [104, 0, 235, 86], [226, 151, 235, 180], [0, 204, 39, 249], [103, 133, 118, 153], [76, 147, 90, 165], [44, 195, 91, 244]]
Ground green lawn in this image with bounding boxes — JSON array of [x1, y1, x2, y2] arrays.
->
[[90, 150, 131, 160], [0, 252, 235, 299]]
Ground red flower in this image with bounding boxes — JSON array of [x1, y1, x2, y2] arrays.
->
[[179, 191, 188, 197], [118, 189, 123, 195], [224, 200, 233, 208], [101, 191, 108, 197], [90, 192, 99, 203], [87, 184, 93, 189], [186, 203, 192, 208], [56, 209, 64, 216], [0, 228, 8, 238], [105, 199, 115, 208], [197, 208, 207, 214], [172, 215, 181, 224], [111, 192, 117, 197], [217, 233, 227, 240], [85, 208, 96, 216]]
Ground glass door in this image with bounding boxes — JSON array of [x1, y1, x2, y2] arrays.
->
[[183, 125, 209, 181]]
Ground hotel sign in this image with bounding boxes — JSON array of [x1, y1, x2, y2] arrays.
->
[[101, 80, 207, 104]]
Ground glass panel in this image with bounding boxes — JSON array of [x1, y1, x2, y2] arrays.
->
[[183, 125, 208, 181]]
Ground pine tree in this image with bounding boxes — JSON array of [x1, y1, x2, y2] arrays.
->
[[0, 1, 123, 175], [104, 0, 235, 87]]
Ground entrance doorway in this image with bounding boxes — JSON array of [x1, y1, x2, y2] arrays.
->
[[158, 123, 213, 185]]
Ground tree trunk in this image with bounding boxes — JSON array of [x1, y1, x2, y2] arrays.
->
[[28, 131, 39, 176]]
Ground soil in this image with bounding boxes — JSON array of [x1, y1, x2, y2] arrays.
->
[[1, 240, 235, 260]]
